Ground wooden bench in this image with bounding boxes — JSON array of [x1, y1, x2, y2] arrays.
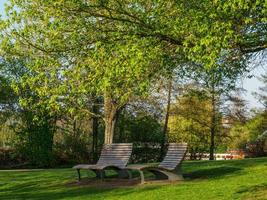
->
[[73, 143, 133, 181], [126, 143, 187, 184]]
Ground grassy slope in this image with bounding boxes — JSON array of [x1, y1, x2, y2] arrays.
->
[[0, 157, 266, 200]]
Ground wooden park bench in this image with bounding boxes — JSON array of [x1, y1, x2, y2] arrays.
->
[[73, 143, 133, 181], [126, 143, 187, 184]]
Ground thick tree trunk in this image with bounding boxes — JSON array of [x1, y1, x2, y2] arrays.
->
[[209, 90, 216, 160], [160, 79, 172, 159], [104, 94, 119, 144]]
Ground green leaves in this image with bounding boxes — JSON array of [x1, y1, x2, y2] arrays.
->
[[0, 0, 266, 118]]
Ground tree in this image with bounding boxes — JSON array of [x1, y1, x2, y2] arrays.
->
[[0, 58, 59, 166], [1, 1, 166, 144], [0, 59, 17, 148], [197, 67, 246, 160], [160, 78, 172, 159], [1, 0, 266, 144], [228, 74, 267, 156], [168, 87, 220, 159], [254, 73, 267, 108], [226, 89, 248, 125], [175, 56, 250, 160], [115, 102, 164, 163], [229, 110, 267, 156]]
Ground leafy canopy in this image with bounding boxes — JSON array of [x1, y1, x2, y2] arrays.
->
[[0, 0, 266, 112]]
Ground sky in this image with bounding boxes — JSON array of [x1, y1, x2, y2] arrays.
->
[[240, 62, 266, 108], [0, 0, 266, 109]]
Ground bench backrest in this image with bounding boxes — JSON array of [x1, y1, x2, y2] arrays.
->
[[159, 143, 188, 171], [97, 143, 133, 168]]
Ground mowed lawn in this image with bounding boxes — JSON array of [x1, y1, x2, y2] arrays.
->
[[0, 158, 266, 200]]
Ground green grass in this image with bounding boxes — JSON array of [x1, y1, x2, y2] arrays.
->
[[0, 157, 267, 200]]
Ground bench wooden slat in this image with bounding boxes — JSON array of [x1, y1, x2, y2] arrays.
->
[[158, 143, 187, 170], [96, 143, 132, 168], [73, 143, 133, 170]]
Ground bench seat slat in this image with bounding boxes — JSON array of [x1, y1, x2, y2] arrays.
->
[[73, 143, 133, 170], [159, 143, 187, 170]]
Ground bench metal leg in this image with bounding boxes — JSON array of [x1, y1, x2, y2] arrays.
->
[[117, 169, 132, 179], [149, 169, 184, 181], [149, 169, 168, 180], [93, 169, 105, 180], [139, 170, 145, 184], [128, 170, 133, 179], [99, 170, 105, 181]]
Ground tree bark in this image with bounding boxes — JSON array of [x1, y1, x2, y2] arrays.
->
[[91, 97, 99, 162], [160, 79, 172, 159], [104, 93, 119, 144], [209, 88, 216, 160]]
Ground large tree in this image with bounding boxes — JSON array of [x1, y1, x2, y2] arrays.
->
[[1, 0, 266, 143]]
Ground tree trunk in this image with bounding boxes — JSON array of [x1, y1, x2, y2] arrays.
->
[[104, 93, 119, 144], [91, 97, 99, 162], [118, 114, 124, 142], [209, 90, 216, 160], [160, 79, 172, 159], [117, 109, 125, 142], [73, 118, 76, 135]]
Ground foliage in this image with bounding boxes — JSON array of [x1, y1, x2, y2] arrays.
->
[[0, 57, 58, 167], [228, 123, 250, 149], [14, 110, 56, 167], [0, 59, 18, 149], [1, 0, 266, 144], [254, 73, 267, 108], [3, 0, 265, 63], [226, 91, 248, 125], [0, 121, 15, 148], [54, 115, 101, 164], [229, 110, 267, 156], [114, 105, 163, 163], [228, 72, 267, 155], [115, 109, 163, 143], [168, 89, 224, 157]]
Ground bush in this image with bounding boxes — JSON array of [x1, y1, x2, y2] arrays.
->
[[0, 148, 26, 168], [15, 112, 56, 167], [131, 143, 161, 163]]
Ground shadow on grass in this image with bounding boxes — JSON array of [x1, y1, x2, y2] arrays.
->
[[0, 166, 242, 200], [0, 180, 161, 200], [235, 183, 267, 200], [236, 183, 267, 194], [0, 169, 162, 200], [184, 166, 242, 180]]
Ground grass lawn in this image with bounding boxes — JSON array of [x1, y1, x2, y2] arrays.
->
[[0, 157, 266, 200]]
